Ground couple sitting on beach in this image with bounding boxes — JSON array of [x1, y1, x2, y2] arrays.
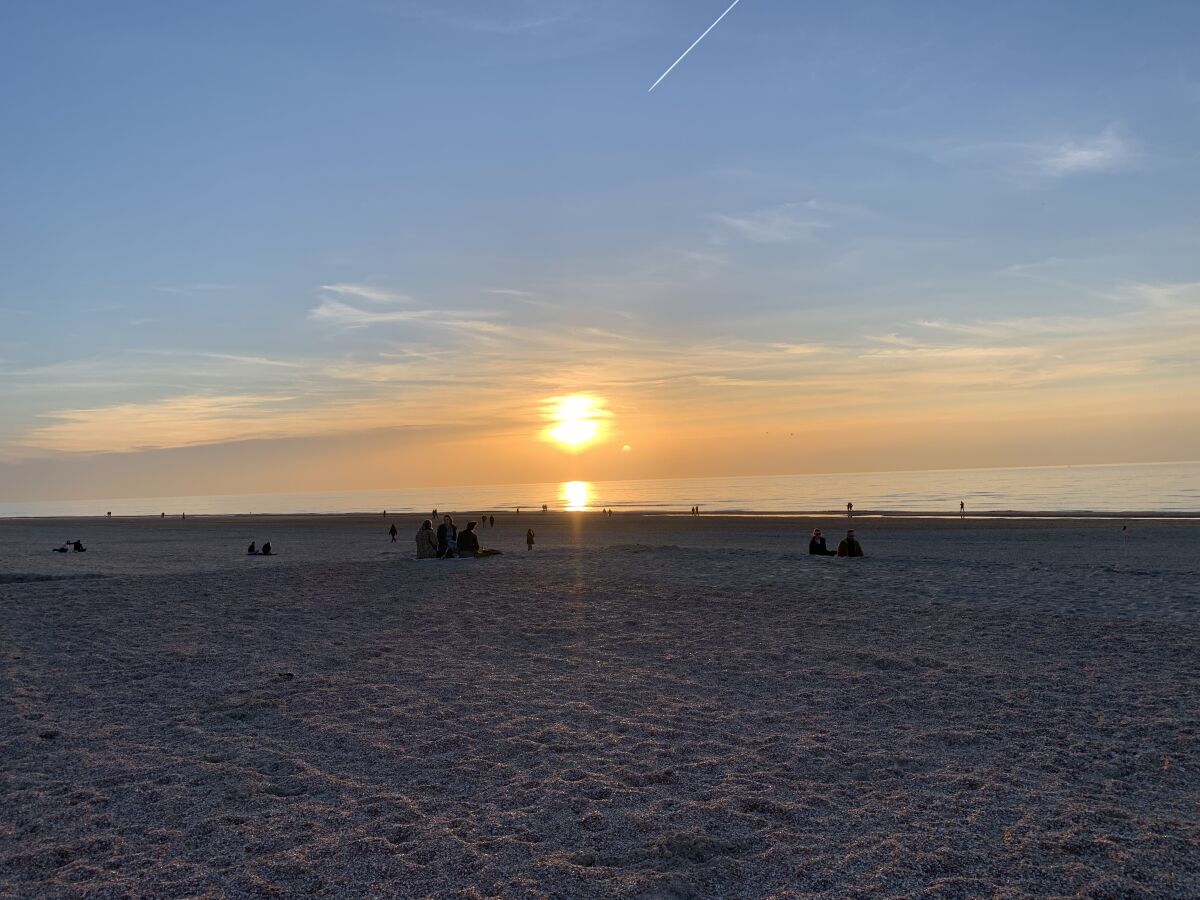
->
[[809, 528, 864, 557], [246, 541, 273, 556], [52, 540, 86, 553], [416, 516, 501, 559]]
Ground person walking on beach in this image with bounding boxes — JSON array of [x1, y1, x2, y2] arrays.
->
[[415, 520, 438, 558], [959, 500, 965, 519], [526, 528, 535, 551], [846, 501, 853, 518], [388, 523, 398, 543], [837, 529, 864, 557]]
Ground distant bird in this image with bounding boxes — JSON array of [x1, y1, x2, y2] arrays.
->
[[649, 0, 743, 93]]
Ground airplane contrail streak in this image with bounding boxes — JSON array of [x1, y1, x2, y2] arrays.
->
[[648, 0, 743, 93]]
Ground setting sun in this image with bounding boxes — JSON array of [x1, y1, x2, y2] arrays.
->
[[562, 480, 591, 510], [542, 394, 610, 452]]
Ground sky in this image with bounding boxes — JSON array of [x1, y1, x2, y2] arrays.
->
[[1, 0, 1198, 502]]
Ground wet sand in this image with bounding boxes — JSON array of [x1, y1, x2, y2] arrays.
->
[[2, 513, 1198, 897]]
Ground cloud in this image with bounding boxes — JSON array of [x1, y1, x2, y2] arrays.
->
[[320, 283, 414, 304], [710, 204, 831, 243], [308, 297, 507, 334], [1035, 125, 1133, 176]]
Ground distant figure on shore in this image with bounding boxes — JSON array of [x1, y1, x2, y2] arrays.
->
[[436, 516, 457, 558], [260, 541, 273, 556], [837, 529, 864, 557], [489, 515, 495, 528], [161, 512, 165, 518], [846, 501, 853, 518], [70, 539, 86, 552], [808, 528, 835, 556], [415, 520, 438, 558], [388, 523, 398, 543], [432, 508, 438, 519], [960, 500, 965, 519], [526, 528, 535, 550], [542, 504, 548, 512], [457, 522, 502, 558], [1121, 524, 1131, 542], [107, 511, 111, 518], [516, 507, 520, 515], [247, 541, 257, 555]]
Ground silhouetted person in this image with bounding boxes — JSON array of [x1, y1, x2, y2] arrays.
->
[[71, 540, 86, 552], [415, 520, 438, 558], [436, 515, 457, 558], [808, 528, 835, 556], [542, 504, 548, 512], [489, 515, 495, 528], [526, 528, 535, 550], [846, 501, 853, 518], [161, 512, 165, 518], [457, 521, 502, 557], [388, 523, 398, 542], [106, 511, 111, 518], [959, 500, 965, 519], [837, 529, 864, 557], [247, 541, 257, 555], [261, 541, 273, 556], [52, 543, 69, 553]]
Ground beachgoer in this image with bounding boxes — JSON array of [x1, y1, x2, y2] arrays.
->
[[261, 541, 273, 556], [106, 511, 111, 518], [542, 504, 547, 512], [436, 515, 457, 558], [161, 512, 165, 518], [959, 500, 965, 519], [457, 521, 502, 558], [489, 515, 495, 528], [846, 501, 853, 518], [52, 543, 69, 553], [247, 541, 257, 555], [526, 528, 535, 550], [808, 528, 835, 556], [71, 540, 86, 552], [837, 529, 864, 557], [388, 523, 398, 543], [415, 520, 439, 558]]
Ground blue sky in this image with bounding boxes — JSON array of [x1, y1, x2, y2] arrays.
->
[[1, 1, 1198, 499]]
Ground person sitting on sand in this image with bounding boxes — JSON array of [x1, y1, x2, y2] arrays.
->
[[260, 541, 273, 556], [415, 520, 439, 558], [247, 541, 257, 555], [436, 515, 457, 558], [808, 528, 835, 556], [71, 540, 86, 552], [456, 522, 502, 558], [836, 529, 864, 557], [52, 543, 69, 553]]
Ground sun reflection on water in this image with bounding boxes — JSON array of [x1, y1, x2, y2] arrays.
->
[[562, 481, 590, 511]]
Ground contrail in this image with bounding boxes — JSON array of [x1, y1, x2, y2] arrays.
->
[[648, 0, 743, 93]]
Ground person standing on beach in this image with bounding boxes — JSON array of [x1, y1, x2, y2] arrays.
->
[[846, 501, 853, 518], [960, 500, 965, 519], [837, 529, 864, 557], [388, 523, 398, 543], [489, 515, 495, 528], [526, 528, 535, 550]]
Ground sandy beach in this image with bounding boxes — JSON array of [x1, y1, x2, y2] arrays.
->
[[1, 512, 1197, 897]]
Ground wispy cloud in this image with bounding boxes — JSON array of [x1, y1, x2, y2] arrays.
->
[[320, 283, 414, 304], [308, 296, 508, 334], [155, 283, 237, 294], [1035, 125, 1134, 176], [710, 204, 831, 243]]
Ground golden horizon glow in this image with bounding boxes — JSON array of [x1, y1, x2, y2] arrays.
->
[[543, 394, 610, 453], [562, 480, 591, 511]]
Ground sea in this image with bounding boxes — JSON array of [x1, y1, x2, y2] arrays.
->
[[1, 461, 1197, 518]]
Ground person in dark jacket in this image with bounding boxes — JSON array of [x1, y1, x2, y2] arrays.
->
[[808, 528, 835, 556], [837, 530, 864, 557], [456, 522, 502, 558], [436, 515, 457, 558], [526, 528, 535, 550], [260, 541, 273, 556], [247, 541, 257, 555]]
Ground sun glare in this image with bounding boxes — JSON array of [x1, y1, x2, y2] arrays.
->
[[562, 480, 591, 511], [543, 394, 609, 452]]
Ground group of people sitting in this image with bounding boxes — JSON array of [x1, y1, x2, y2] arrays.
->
[[809, 528, 864, 557], [51, 540, 86, 553], [246, 541, 274, 556], [416, 516, 501, 559]]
